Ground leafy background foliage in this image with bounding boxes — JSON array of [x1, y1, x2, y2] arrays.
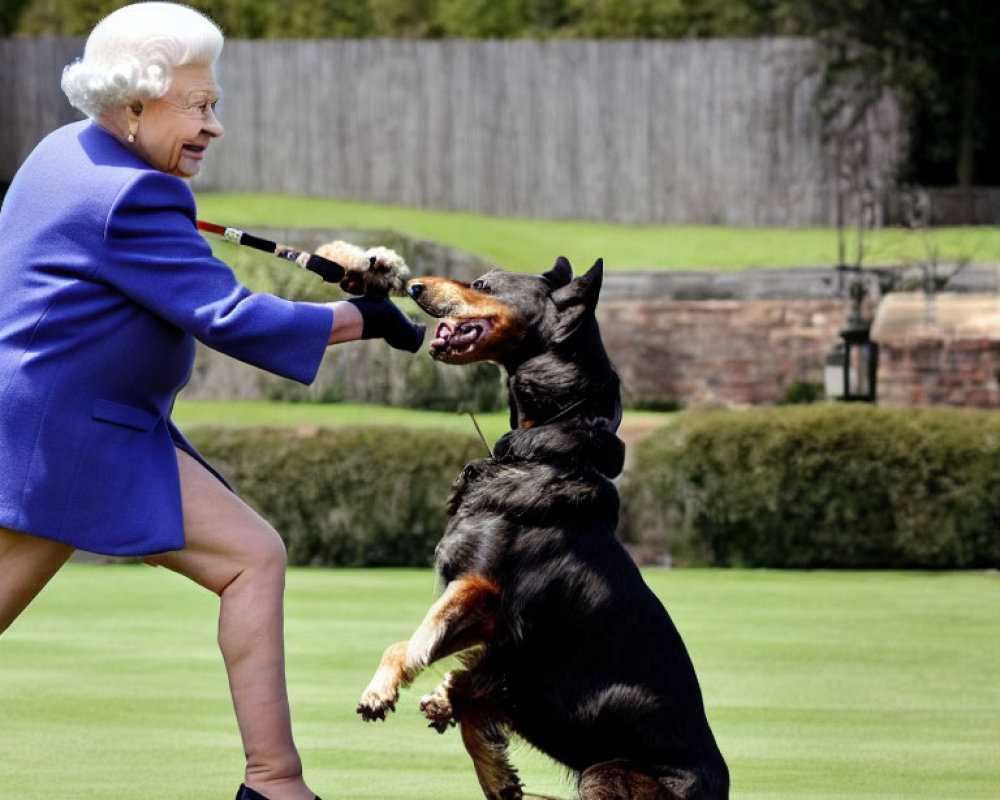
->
[[175, 406, 1000, 569], [620, 404, 1000, 568]]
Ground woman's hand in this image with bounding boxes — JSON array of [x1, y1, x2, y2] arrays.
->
[[340, 297, 426, 352]]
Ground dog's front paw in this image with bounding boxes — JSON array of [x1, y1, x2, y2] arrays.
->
[[419, 687, 456, 733], [356, 679, 400, 722]]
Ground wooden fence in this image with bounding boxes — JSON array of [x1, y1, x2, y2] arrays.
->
[[0, 36, 903, 226]]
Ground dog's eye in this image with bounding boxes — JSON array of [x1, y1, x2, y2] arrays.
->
[[472, 279, 490, 293]]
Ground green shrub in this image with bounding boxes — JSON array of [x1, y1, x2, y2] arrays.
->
[[779, 380, 825, 405], [185, 426, 486, 566], [618, 405, 1000, 568]]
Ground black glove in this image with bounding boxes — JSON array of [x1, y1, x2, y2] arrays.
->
[[347, 296, 426, 353]]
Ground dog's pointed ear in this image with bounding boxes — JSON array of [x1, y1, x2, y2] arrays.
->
[[552, 258, 603, 310], [549, 259, 604, 343], [541, 256, 573, 289]]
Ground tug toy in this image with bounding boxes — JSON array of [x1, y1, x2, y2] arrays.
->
[[197, 220, 410, 299]]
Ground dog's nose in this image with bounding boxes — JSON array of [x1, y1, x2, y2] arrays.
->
[[407, 281, 424, 299]]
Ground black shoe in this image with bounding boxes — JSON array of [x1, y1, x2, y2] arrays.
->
[[235, 784, 322, 800]]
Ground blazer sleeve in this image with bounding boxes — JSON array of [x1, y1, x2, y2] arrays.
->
[[98, 170, 333, 385]]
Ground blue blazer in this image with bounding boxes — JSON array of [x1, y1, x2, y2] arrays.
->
[[0, 121, 334, 556]]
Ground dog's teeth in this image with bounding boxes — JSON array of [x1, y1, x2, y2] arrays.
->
[[431, 322, 453, 350]]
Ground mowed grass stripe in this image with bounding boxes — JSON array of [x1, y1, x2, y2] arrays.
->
[[1, 567, 996, 799]]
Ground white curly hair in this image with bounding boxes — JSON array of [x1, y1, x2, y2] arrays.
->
[[61, 2, 224, 120]]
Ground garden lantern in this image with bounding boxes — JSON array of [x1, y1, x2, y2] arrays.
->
[[825, 270, 879, 402], [825, 312, 878, 402], [837, 313, 878, 402]]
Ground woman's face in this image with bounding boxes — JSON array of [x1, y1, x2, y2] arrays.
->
[[132, 63, 224, 178]]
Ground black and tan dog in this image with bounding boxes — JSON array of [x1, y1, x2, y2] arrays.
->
[[356, 258, 729, 800]]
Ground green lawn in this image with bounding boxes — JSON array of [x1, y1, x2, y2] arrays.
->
[[1, 567, 997, 799], [194, 192, 1000, 273], [172, 399, 515, 444], [170, 400, 673, 447]]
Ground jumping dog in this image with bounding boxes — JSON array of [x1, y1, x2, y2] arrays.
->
[[357, 258, 729, 800]]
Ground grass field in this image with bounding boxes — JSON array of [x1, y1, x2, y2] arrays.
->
[[1, 566, 997, 800], [170, 400, 673, 448], [171, 400, 515, 443], [194, 192, 1000, 273]]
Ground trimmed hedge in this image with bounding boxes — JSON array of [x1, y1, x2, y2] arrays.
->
[[618, 405, 1000, 568], [185, 405, 1000, 569], [185, 426, 486, 566]]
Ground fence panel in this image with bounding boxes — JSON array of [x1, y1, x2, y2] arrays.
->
[[0, 37, 901, 226]]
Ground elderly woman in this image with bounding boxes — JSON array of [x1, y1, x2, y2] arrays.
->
[[0, 4, 424, 800]]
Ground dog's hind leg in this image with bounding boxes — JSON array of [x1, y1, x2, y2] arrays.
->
[[578, 760, 702, 800], [418, 668, 461, 732], [421, 666, 523, 800], [357, 574, 500, 721], [461, 710, 522, 800]]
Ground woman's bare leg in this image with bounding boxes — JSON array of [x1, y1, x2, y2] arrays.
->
[[145, 450, 315, 800], [0, 527, 74, 636]]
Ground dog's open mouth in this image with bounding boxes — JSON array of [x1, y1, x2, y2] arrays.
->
[[430, 318, 491, 358]]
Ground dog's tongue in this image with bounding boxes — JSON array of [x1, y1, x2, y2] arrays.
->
[[451, 322, 482, 347], [430, 320, 483, 353]]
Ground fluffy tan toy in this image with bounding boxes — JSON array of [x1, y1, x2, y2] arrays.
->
[[315, 240, 410, 299]]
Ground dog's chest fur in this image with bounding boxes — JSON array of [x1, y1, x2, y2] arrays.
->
[[434, 421, 625, 586]]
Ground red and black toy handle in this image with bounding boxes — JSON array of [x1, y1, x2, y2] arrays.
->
[[196, 220, 345, 284]]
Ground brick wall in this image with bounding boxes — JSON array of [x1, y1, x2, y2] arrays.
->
[[597, 270, 1000, 410], [869, 292, 1000, 408], [599, 298, 848, 407], [179, 260, 1000, 410], [876, 340, 1000, 407]]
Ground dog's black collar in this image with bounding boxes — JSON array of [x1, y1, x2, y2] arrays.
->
[[537, 396, 622, 435], [537, 382, 622, 435]]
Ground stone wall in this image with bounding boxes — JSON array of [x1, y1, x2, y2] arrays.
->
[[182, 294, 849, 409], [177, 254, 1000, 410], [877, 340, 1000, 407], [870, 291, 1000, 408], [599, 267, 1000, 409], [599, 297, 847, 407]]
